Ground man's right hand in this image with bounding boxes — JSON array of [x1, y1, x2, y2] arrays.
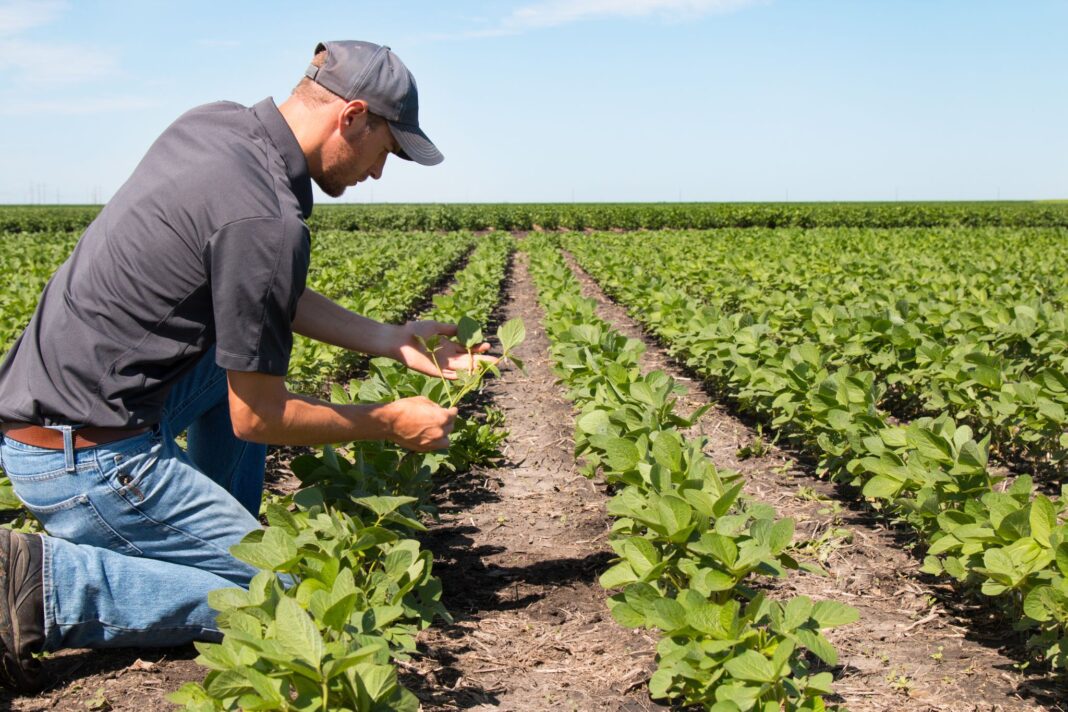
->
[[379, 396, 458, 452]]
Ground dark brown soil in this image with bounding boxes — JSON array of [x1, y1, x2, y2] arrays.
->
[[564, 251, 1068, 712], [404, 251, 663, 711]]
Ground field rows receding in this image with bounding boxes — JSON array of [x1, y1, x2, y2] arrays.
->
[[0, 211, 1065, 710], [564, 249, 1063, 712]]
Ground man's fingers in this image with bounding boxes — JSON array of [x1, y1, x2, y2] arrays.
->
[[432, 321, 458, 337], [475, 342, 491, 354]]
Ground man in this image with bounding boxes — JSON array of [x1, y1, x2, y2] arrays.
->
[[0, 40, 485, 692]]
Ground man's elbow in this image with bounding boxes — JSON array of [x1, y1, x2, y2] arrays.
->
[[228, 395, 285, 443], [230, 408, 273, 443]]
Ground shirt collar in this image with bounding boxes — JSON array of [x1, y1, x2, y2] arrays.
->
[[251, 97, 314, 219]]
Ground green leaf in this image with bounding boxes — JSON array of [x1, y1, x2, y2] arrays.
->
[[204, 669, 254, 699], [647, 597, 688, 632], [230, 527, 298, 571], [609, 601, 645, 628], [599, 562, 638, 589], [622, 537, 660, 577], [723, 650, 776, 683], [650, 430, 683, 471], [497, 318, 526, 352], [275, 597, 323, 673], [602, 437, 641, 471], [456, 316, 483, 348], [794, 628, 838, 666], [910, 428, 954, 463], [329, 382, 349, 405], [358, 662, 399, 702], [577, 409, 611, 435], [354, 495, 418, 519], [862, 475, 901, 500], [811, 599, 860, 628], [1029, 495, 1057, 548], [783, 596, 814, 630]]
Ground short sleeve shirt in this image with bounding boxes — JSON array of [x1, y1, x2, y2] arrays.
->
[[0, 98, 314, 428]]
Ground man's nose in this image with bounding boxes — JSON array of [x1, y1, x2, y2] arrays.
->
[[369, 155, 387, 180]]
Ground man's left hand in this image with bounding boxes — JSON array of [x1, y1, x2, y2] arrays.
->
[[394, 320, 498, 379]]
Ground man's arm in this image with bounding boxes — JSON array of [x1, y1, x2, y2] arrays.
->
[[291, 287, 401, 357], [226, 369, 456, 449], [292, 287, 497, 378]]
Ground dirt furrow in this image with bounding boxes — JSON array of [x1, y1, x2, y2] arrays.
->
[[563, 251, 1067, 712], [408, 251, 662, 711]]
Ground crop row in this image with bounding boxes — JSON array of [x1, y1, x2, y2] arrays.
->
[[4, 201, 1068, 234], [564, 234, 1068, 672], [565, 229, 1068, 476], [525, 236, 857, 711], [173, 235, 520, 710]]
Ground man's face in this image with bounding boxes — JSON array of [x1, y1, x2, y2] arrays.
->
[[316, 111, 399, 198]]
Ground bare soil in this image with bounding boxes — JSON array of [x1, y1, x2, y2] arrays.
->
[[404, 251, 663, 711]]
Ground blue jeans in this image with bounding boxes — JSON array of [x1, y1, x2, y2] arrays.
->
[[0, 346, 267, 651]]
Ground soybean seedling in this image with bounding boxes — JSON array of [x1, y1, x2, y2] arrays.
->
[[417, 316, 525, 408]]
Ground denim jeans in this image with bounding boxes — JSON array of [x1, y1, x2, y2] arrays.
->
[[0, 346, 267, 650]]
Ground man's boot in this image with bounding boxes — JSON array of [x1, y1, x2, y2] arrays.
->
[[0, 528, 47, 692]]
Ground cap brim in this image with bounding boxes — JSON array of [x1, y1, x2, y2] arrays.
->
[[389, 122, 444, 166]]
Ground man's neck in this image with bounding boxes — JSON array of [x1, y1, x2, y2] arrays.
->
[[277, 97, 331, 179]]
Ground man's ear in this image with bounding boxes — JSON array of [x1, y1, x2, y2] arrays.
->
[[338, 99, 371, 134]]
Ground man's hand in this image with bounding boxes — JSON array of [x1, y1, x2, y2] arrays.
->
[[394, 320, 499, 379], [380, 396, 458, 451]]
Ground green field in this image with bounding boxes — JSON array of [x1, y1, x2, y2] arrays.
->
[[1, 202, 1066, 710]]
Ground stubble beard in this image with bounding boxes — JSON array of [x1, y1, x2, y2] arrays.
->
[[316, 133, 362, 198]]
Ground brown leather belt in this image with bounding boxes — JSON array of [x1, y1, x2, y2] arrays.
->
[[0, 423, 150, 450]]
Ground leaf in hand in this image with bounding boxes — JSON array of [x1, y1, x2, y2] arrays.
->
[[416, 334, 442, 353], [456, 316, 483, 348]]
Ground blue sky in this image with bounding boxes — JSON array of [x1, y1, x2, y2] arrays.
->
[[0, 0, 1065, 204]]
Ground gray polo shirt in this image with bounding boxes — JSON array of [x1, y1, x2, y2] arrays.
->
[[0, 98, 313, 428]]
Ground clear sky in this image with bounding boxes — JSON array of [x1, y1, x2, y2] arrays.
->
[[0, 0, 1065, 205]]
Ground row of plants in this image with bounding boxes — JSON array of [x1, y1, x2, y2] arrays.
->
[[564, 235, 1068, 672], [566, 229, 1068, 476], [172, 234, 524, 710], [5, 201, 1068, 234], [525, 236, 858, 711]]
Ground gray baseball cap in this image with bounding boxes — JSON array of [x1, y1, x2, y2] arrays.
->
[[304, 40, 443, 166]]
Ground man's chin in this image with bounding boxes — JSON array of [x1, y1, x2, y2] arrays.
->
[[314, 177, 348, 199]]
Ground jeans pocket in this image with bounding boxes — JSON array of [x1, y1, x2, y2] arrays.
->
[[103, 436, 165, 505], [24, 493, 144, 556]]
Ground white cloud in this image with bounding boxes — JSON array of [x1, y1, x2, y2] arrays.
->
[[461, 0, 764, 37], [0, 0, 66, 36], [0, 95, 159, 116], [0, 37, 117, 83]]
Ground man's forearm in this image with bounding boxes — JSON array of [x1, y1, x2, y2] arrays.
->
[[291, 288, 401, 358], [241, 390, 393, 446], [227, 370, 454, 451]]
